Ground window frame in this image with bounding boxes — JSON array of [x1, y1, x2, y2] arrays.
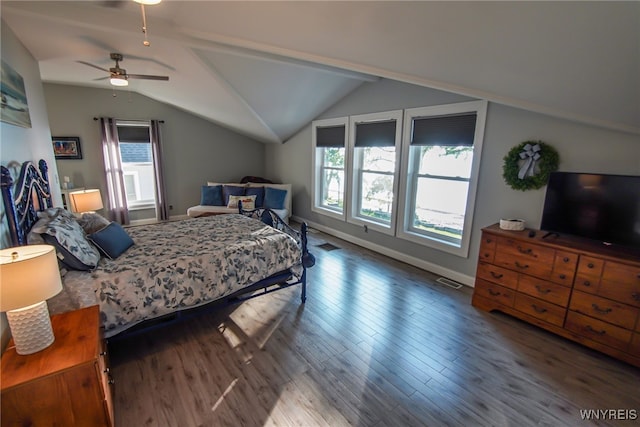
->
[[311, 117, 349, 221], [396, 100, 488, 257], [347, 110, 403, 235]]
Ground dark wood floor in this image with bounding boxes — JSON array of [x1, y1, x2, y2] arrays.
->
[[109, 227, 640, 426]]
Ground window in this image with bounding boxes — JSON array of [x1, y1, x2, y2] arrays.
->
[[348, 111, 403, 234], [312, 117, 348, 220], [117, 122, 156, 210], [397, 101, 487, 256]]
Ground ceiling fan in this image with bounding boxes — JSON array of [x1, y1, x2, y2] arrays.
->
[[78, 53, 169, 87]]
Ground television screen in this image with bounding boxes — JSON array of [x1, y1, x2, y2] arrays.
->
[[540, 172, 640, 251]]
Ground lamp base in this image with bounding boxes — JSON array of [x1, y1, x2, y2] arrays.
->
[[6, 301, 55, 355]]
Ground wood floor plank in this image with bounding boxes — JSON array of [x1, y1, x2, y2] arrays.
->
[[109, 226, 640, 427]]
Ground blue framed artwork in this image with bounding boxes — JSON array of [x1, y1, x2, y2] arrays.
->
[[1, 60, 32, 128]]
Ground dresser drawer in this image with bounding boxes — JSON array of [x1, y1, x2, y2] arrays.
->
[[576, 256, 604, 278], [599, 261, 640, 307], [479, 235, 497, 263], [517, 275, 571, 307], [569, 291, 638, 330], [514, 293, 566, 327], [495, 238, 556, 275], [474, 279, 515, 307], [565, 311, 633, 351], [476, 262, 518, 289], [574, 274, 599, 295], [630, 334, 640, 356]]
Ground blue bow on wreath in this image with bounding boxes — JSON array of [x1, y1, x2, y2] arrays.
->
[[518, 143, 541, 179]]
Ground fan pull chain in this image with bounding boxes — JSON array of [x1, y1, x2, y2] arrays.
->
[[140, 4, 150, 47]]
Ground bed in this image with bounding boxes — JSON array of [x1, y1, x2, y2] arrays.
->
[[1, 160, 314, 338]]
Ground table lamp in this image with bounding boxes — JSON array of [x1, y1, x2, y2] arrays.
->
[[69, 189, 103, 214], [0, 245, 63, 355]]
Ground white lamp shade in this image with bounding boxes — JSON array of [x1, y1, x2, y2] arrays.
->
[[0, 245, 63, 312], [69, 189, 103, 213]]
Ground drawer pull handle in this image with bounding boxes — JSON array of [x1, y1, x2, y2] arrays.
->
[[531, 304, 547, 314], [100, 351, 107, 356], [486, 238, 493, 244], [517, 246, 533, 255], [591, 304, 612, 315], [104, 368, 110, 374], [587, 263, 595, 269], [583, 280, 591, 287], [585, 325, 606, 335], [108, 378, 115, 385], [488, 289, 501, 296], [558, 274, 566, 280], [490, 271, 504, 279], [514, 261, 529, 269], [563, 257, 570, 263], [632, 293, 640, 302], [484, 253, 491, 258], [535, 285, 551, 295]]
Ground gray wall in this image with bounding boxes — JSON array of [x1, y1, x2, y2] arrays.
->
[[0, 21, 62, 350], [265, 78, 640, 283], [44, 84, 266, 218]]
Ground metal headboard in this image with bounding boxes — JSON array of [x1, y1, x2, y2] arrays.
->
[[1, 160, 52, 246]]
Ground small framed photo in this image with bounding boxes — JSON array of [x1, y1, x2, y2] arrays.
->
[[52, 136, 82, 160]]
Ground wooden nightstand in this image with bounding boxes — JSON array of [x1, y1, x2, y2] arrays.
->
[[1, 305, 114, 426]]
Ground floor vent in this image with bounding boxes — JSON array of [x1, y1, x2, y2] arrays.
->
[[316, 242, 340, 251], [436, 277, 463, 289]]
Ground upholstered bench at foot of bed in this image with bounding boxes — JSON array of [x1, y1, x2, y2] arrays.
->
[[187, 205, 289, 223]]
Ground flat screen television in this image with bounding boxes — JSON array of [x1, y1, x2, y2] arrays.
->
[[540, 172, 640, 252]]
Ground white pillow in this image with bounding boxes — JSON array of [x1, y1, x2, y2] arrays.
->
[[227, 194, 257, 210]]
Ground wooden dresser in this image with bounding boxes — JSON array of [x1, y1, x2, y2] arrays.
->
[[472, 223, 640, 367], [1, 305, 114, 426]]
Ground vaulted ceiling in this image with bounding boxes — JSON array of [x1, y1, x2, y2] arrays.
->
[[2, 1, 638, 143]]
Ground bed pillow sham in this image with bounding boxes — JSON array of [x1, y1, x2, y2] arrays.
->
[[222, 185, 246, 205], [264, 187, 288, 210], [227, 194, 257, 210], [88, 222, 134, 260], [31, 211, 100, 271], [244, 186, 265, 208], [201, 185, 224, 206], [76, 213, 111, 235]]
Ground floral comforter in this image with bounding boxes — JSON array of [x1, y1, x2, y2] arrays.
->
[[59, 214, 302, 337]]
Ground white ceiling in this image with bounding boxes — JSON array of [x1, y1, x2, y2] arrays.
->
[[2, 1, 639, 143]]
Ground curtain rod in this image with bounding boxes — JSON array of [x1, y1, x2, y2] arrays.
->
[[93, 117, 165, 123]]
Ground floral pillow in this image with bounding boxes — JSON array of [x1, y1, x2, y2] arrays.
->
[[31, 211, 100, 271], [227, 194, 257, 210]]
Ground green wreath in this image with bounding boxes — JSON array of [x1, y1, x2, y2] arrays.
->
[[503, 141, 559, 191]]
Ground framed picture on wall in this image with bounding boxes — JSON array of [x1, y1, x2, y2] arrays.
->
[[52, 136, 82, 159]]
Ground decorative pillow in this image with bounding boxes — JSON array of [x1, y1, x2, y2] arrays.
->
[[31, 212, 100, 271], [88, 222, 134, 260], [264, 187, 288, 210], [37, 207, 76, 220], [222, 185, 245, 205], [227, 194, 257, 210], [201, 185, 223, 206], [245, 186, 265, 208], [76, 213, 110, 235]]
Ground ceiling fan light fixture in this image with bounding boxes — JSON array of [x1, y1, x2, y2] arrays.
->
[[110, 76, 129, 87], [133, 0, 161, 5]]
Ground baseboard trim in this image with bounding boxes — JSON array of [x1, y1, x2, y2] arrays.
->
[[293, 215, 475, 288]]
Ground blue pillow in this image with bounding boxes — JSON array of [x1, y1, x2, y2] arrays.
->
[[201, 185, 223, 206], [88, 222, 134, 260], [264, 187, 287, 210], [245, 186, 265, 208], [222, 185, 245, 205]]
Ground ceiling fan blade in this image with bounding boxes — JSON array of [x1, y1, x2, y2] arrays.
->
[[92, 77, 109, 81], [127, 74, 169, 81], [77, 61, 110, 73]]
